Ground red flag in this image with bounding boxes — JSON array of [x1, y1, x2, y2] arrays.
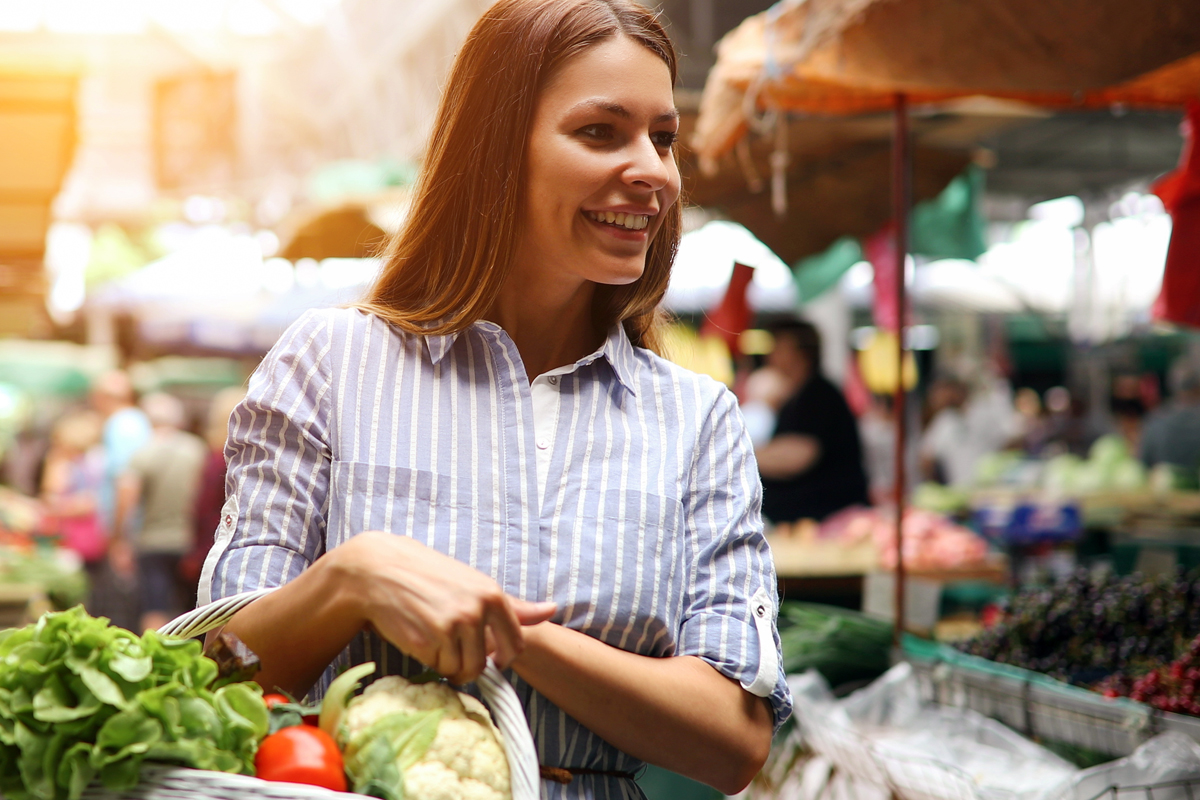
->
[[1152, 102, 1200, 328], [700, 262, 755, 356], [864, 221, 906, 332]]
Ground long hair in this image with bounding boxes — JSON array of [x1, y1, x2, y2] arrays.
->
[[355, 0, 680, 353]]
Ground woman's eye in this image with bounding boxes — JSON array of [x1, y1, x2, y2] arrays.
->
[[578, 124, 613, 141], [652, 131, 679, 150]]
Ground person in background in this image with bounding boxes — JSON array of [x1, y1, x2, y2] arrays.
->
[[179, 386, 246, 605], [1109, 372, 1148, 455], [1141, 359, 1200, 472], [87, 370, 150, 630], [756, 320, 869, 523], [39, 410, 108, 599], [920, 372, 1019, 487], [113, 392, 207, 632]]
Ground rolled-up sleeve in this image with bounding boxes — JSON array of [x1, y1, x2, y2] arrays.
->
[[199, 310, 334, 605], [677, 387, 793, 731]]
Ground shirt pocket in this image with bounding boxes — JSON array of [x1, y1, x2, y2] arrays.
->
[[328, 460, 454, 549], [552, 488, 686, 656]]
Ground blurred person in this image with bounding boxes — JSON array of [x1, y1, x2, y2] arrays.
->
[[858, 393, 919, 505], [739, 363, 789, 449], [87, 370, 150, 630], [1040, 386, 1090, 457], [113, 392, 207, 632], [1141, 359, 1200, 472], [179, 386, 246, 605], [40, 409, 107, 583], [756, 320, 869, 522], [1109, 372, 1148, 454], [919, 373, 1019, 487], [202, 3, 788, 793]]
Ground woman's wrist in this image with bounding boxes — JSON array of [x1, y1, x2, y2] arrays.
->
[[318, 534, 376, 633]]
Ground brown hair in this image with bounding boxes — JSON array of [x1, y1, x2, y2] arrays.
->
[[355, 0, 680, 353]]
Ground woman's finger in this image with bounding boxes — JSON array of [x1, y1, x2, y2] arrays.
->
[[512, 598, 557, 625], [455, 623, 487, 684], [483, 600, 525, 669], [434, 635, 463, 682]]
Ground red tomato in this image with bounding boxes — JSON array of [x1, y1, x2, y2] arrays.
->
[[262, 693, 291, 709], [255, 726, 347, 792]]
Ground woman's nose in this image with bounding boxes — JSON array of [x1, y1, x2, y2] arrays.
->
[[624, 139, 673, 192]]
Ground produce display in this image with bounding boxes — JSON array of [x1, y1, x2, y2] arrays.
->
[[1097, 634, 1200, 715], [777, 602, 892, 688], [820, 506, 991, 571], [0, 607, 267, 800], [971, 435, 1153, 495], [958, 570, 1200, 711]]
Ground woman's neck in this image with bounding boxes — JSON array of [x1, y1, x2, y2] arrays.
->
[[487, 280, 604, 382]]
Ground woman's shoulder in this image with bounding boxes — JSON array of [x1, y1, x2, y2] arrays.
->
[[631, 346, 739, 415], [277, 306, 423, 351]]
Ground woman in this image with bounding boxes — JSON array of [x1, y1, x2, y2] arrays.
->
[[201, 1, 790, 795]]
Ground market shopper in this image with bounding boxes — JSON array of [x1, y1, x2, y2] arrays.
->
[[87, 370, 150, 630], [39, 409, 107, 569], [755, 320, 869, 522], [1141, 358, 1200, 472], [113, 392, 207, 632], [200, 1, 789, 796]]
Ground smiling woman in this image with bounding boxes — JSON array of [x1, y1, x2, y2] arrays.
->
[[200, 1, 791, 798]]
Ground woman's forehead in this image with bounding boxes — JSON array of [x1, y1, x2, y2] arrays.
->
[[539, 35, 675, 116]]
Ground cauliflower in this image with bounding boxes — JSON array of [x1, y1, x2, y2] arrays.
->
[[339, 674, 511, 800]]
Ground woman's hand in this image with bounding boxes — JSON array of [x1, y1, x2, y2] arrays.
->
[[331, 531, 555, 684]]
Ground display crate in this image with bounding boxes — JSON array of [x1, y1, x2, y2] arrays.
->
[[1082, 779, 1200, 800], [902, 637, 1176, 758]]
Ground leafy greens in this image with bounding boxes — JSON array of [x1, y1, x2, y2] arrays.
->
[[0, 606, 268, 800]]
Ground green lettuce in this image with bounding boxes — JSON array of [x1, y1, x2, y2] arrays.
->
[[0, 606, 268, 800]]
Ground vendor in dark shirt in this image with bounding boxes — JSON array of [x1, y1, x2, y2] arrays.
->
[[755, 320, 869, 523]]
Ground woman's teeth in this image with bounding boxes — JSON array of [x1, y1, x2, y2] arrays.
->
[[586, 211, 650, 231]]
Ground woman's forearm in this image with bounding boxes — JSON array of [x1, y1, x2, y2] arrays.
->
[[511, 622, 773, 795], [219, 551, 366, 698]]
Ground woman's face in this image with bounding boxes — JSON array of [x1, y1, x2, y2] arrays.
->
[[516, 34, 681, 293]]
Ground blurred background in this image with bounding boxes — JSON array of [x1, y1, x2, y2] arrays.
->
[[0, 1, 1199, 795]]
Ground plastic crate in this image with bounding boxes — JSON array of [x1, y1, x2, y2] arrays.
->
[[1081, 779, 1200, 800], [903, 637, 1160, 757]]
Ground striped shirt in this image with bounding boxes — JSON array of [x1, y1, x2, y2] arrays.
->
[[202, 307, 792, 799]]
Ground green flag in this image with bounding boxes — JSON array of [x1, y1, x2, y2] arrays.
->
[[910, 164, 987, 261], [792, 235, 863, 303]]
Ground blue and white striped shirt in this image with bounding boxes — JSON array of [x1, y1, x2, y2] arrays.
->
[[202, 307, 791, 799]]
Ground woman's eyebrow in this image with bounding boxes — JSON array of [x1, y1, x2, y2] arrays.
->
[[567, 99, 679, 124]]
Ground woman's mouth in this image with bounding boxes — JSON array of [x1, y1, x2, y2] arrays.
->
[[584, 210, 651, 231]]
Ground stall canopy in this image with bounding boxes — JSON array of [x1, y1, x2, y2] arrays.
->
[[693, 0, 1200, 162]]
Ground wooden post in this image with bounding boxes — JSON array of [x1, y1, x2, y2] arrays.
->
[[892, 92, 910, 649]]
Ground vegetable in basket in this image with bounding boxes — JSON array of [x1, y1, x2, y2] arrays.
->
[[321, 662, 511, 800], [0, 607, 268, 800]]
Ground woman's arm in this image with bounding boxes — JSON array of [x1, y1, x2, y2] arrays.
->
[[219, 532, 555, 697], [512, 623, 773, 795]]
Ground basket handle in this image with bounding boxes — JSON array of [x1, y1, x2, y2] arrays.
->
[[160, 589, 543, 800]]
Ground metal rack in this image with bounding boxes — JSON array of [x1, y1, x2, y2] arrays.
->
[[1083, 779, 1200, 800]]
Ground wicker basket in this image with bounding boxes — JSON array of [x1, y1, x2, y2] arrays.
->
[[81, 588, 543, 800]]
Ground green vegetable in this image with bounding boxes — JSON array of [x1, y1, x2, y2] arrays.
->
[[343, 709, 443, 800], [0, 606, 268, 800], [778, 602, 893, 688], [318, 661, 376, 742]]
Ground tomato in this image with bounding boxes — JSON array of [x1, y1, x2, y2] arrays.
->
[[262, 693, 291, 709], [254, 726, 347, 792]]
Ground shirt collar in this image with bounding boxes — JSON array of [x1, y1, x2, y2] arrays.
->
[[422, 320, 639, 396]]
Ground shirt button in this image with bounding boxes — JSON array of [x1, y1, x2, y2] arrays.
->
[[537, 439, 549, 450], [548, 376, 558, 385]]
